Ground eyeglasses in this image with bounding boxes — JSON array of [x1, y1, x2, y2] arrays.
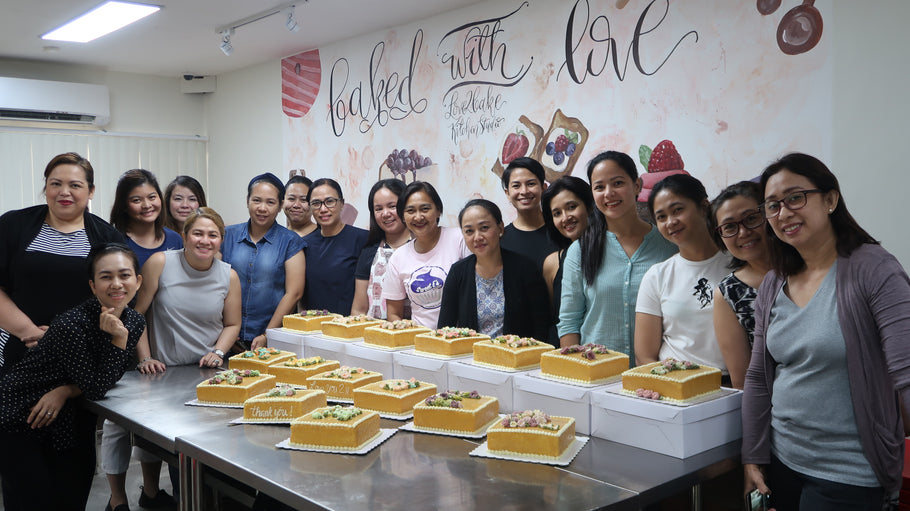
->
[[716, 209, 765, 238], [309, 197, 341, 210], [760, 189, 823, 219]]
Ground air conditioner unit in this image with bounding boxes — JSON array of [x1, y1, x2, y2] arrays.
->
[[0, 77, 111, 126]]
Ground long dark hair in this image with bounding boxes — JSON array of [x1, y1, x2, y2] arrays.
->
[[710, 181, 763, 270], [579, 151, 639, 285], [366, 179, 406, 246], [542, 176, 594, 250], [163, 175, 207, 232], [110, 169, 165, 238], [760, 153, 877, 277]]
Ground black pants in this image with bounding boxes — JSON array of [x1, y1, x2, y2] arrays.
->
[[767, 455, 885, 511]]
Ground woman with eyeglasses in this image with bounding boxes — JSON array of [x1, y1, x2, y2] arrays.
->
[[302, 178, 368, 316], [710, 181, 771, 389], [742, 153, 910, 509], [284, 174, 318, 237]]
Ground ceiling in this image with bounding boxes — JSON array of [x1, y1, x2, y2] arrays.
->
[[0, 0, 485, 77]]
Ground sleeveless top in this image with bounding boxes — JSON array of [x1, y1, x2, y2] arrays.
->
[[148, 250, 232, 365], [718, 272, 757, 346]]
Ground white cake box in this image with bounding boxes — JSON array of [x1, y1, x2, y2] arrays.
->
[[266, 328, 306, 357], [392, 350, 449, 389], [447, 361, 521, 413], [590, 385, 743, 458], [303, 334, 350, 367], [512, 374, 601, 435], [345, 342, 396, 378]]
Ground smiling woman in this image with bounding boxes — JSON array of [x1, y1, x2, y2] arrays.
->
[[110, 169, 183, 268]]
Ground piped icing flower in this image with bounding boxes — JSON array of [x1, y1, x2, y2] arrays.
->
[[433, 327, 479, 339], [324, 366, 370, 379], [559, 343, 610, 360], [208, 369, 260, 385], [491, 335, 541, 348], [284, 356, 326, 367], [336, 314, 376, 325], [636, 388, 661, 400], [500, 409, 558, 430], [303, 309, 331, 317], [650, 358, 700, 375], [383, 378, 419, 391], [423, 390, 481, 408], [240, 347, 282, 360], [267, 385, 297, 397], [380, 319, 421, 330], [311, 405, 363, 421]]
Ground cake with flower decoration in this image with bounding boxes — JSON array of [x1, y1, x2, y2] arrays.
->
[[290, 405, 381, 450], [621, 358, 722, 403], [486, 410, 576, 458], [228, 347, 295, 371], [540, 344, 629, 384], [352, 378, 437, 415], [414, 327, 490, 357], [195, 369, 277, 405], [268, 356, 341, 386], [321, 314, 384, 340], [362, 320, 432, 349], [282, 309, 341, 333], [412, 390, 500, 434], [472, 335, 552, 371], [242, 385, 327, 422], [306, 366, 383, 400]]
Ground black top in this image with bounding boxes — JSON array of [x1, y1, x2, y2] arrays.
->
[[354, 242, 381, 280], [0, 298, 144, 450], [499, 223, 559, 273], [549, 249, 569, 343], [437, 248, 552, 345], [302, 225, 369, 315]]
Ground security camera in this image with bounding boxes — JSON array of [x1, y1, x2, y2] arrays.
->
[[183, 74, 194, 81]]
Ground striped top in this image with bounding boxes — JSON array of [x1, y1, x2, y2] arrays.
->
[[26, 223, 91, 258]]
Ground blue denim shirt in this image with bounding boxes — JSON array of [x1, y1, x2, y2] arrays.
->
[[222, 221, 305, 341]]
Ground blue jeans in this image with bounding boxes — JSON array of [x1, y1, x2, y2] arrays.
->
[[768, 455, 885, 510]]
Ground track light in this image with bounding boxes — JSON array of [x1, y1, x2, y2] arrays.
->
[[284, 7, 299, 33], [219, 29, 233, 56], [215, 1, 306, 55]]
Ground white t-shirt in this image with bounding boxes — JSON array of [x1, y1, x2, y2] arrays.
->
[[381, 226, 470, 328], [636, 250, 731, 372]]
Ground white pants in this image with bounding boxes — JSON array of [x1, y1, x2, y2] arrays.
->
[[100, 419, 160, 475]]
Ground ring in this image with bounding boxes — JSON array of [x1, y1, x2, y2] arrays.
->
[[46, 412, 52, 416]]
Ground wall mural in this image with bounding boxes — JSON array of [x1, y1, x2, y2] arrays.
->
[[282, 0, 831, 227]]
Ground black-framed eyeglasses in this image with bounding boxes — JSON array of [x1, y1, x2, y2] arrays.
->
[[760, 189, 823, 219], [716, 209, 765, 238], [309, 197, 342, 210]]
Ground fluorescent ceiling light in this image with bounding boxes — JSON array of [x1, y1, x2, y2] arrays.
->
[[42, 1, 160, 43]]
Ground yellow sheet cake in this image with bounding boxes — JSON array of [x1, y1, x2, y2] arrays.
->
[[362, 320, 432, 349], [306, 366, 383, 400], [321, 314, 384, 340], [472, 335, 551, 370], [486, 410, 576, 458], [412, 390, 499, 434], [414, 327, 490, 357], [540, 344, 629, 384], [282, 309, 341, 332], [352, 378, 437, 415], [621, 359, 722, 402], [228, 347, 295, 371], [290, 405, 381, 450], [268, 356, 341, 386], [243, 386, 328, 422], [195, 369, 277, 405]]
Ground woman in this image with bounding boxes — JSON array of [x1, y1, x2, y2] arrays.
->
[[383, 181, 471, 328], [351, 179, 410, 318], [222, 173, 305, 350], [711, 181, 770, 389], [634, 174, 729, 372], [438, 199, 550, 342], [302, 178, 368, 315], [162, 175, 207, 234], [285, 175, 318, 237], [101, 207, 241, 511], [0, 152, 125, 373], [743, 153, 910, 509], [559, 151, 676, 360], [0, 243, 145, 511], [110, 169, 183, 268]]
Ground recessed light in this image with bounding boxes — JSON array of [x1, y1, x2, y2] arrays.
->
[[41, 1, 160, 43]]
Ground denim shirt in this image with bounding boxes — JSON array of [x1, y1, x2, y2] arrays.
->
[[221, 221, 305, 341]]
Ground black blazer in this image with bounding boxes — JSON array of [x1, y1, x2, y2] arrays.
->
[[437, 248, 552, 345]]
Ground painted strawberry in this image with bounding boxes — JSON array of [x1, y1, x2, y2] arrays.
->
[[502, 130, 529, 165], [638, 140, 691, 202]]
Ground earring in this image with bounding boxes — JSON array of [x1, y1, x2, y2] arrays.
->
[[828, 208, 833, 213]]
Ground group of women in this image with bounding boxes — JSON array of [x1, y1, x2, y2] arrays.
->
[[0, 148, 907, 510]]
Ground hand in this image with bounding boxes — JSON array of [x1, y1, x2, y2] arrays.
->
[[199, 352, 224, 368], [99, 307, 128, 339], [138, 358, 166, 374], [744, 463, 771, 497], [251, 335, 267, 350], [22, 325, 49, 348], [27, 386, 70, 429]]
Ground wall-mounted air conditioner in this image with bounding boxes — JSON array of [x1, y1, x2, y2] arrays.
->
[[0, 77, 111, 126]]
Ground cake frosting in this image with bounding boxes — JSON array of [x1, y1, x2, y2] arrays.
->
[[306, 366, 383, 400], [228, 347, 295, 371], [321, 315, 384, 339], [352, 378, 437, 415], [621, 358, 722, 403], [539, 344, 629, 384], [414, 327, 490, 357], [289, 405, 381, 450], [362, 320, 432, 349], [486, 410, 576, 459], [243, 385, 328, 422], [412, 390, 500, 434], [268, 356, 341, 386], [472, 335, 551, 370], [195, 369, 277, 405], [282, 309, 341, 332]]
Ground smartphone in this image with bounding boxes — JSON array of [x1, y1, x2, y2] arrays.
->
[[746, 489, 770, 511]]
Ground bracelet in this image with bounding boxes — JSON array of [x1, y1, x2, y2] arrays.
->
[[136, 357, 152, 370]]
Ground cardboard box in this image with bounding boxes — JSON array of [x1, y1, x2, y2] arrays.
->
[[345, 342, 396, 378], [447, 361, 520, 413], [590, 385, 742, 458], [266, 328, 306, 357], [512, 374, 601, 435], [392, 350, 449, 389], [303, 334, 351, 367]]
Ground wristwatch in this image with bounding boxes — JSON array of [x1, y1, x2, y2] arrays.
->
[[212, 349, 225, 358]]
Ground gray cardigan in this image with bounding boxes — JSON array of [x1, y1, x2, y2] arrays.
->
[[741, 243, 910, 493]]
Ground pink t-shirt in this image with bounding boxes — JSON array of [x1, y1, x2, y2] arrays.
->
[[382, 226, 469, 328]]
